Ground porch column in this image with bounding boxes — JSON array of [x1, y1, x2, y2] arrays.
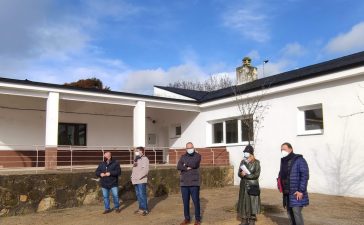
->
[[133, 101, 146, 147], [45, 92, 59, 169]]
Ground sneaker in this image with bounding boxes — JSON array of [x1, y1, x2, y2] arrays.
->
[[142, 210, 149, 216], [194, 220, 201, 225], [134, 209, 144, 214], [180, 219, 191, 225], [102, 209, 112, 214], [114, 208, 121, 213]]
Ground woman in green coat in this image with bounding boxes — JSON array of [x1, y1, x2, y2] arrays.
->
[[237, 145, 261, 225]]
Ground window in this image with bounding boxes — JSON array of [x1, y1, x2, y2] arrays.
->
[[305, 108, 323, 130], [298, 104, 324, 135], [226, 119, 238, 144], [241, 116, 254, 142], [58, 123, 87, 146], [175, 125, 181, 136], [212, 122, 223, 143], [209, 116, 254, 145]]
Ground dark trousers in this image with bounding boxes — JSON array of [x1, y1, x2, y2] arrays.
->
[[181, 186, 201, 221], [287, 206, 304, 225]]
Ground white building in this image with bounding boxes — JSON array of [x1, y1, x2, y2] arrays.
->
[[1, 52, 364, 197]]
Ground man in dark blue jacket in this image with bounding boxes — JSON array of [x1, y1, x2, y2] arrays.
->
[[279, 142, 309, 225], [177, 142, 202, 225], [95, 151, 121, 214]]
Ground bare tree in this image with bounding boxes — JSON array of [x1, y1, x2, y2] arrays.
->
[[232, 81, 271, 148], [168, 74, 233, 91]]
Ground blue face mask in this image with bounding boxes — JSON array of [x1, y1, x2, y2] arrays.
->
[[187, 148, 195, 154]]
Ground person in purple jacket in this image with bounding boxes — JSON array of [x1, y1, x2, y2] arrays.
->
[[278, 142, 309, 225], [177, 142, 202, 225]]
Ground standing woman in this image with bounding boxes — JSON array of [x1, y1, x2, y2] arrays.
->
[[131, 146, 150, 216], [237, 145, 261, 225]]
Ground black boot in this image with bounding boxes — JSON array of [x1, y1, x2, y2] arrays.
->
[[245, 218, 250, 225], [240, 218, 249, 225]]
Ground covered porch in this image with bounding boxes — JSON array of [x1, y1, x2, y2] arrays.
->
[[0, 82, 229, 169]]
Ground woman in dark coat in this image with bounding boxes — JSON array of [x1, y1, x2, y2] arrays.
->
[[237, 145, 261, 225]]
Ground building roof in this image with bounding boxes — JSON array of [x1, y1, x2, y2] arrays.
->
[[0, 77, 197, 104], [157, 51, 364, 103], [154, 85, 209, 101]]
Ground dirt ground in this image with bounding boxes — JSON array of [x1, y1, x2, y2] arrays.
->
[[1, 186, 364, 225]]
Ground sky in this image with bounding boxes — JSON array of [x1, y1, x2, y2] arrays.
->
[[1, 0, 364, 94]]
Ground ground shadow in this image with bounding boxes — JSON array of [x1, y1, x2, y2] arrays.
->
[[119, 199, 136, 211], [262, 204, 289, 225], [200, 197, 208, 219], [148, 195, 168, 212]]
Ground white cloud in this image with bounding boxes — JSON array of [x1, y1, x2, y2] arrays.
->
[[246, 50, 261, 61], [258, 59, 292, 78], [121, 63, 208, 94], [325, 22, 364, 54], [33, 25, 91, 60], [222, 2, 270, 42], [281, 42, 306, 57]]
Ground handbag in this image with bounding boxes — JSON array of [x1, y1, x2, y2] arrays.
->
[[277, 177, 283, 193], [247, 184, 260, 196]]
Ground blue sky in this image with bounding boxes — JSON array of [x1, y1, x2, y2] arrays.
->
[[1, 0, 364, 94]]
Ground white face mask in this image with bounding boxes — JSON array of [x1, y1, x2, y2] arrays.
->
[[135, 151, 140, 156], [187, 148, 195, 154], [281, 150, 289, 158], [244, 152, 250, 158]]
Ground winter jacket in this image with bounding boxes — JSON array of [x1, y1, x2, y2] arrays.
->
[[177, 152, 201, 186], [237, 159, 261, 218], [95, 159, 121, 189], [131, 156, 149, 184], [279, 154, 309, 207]]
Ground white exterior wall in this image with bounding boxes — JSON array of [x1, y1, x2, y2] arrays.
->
[[0, 95, 46, 148], [59, 100, 134, 147], [177, 74, 364, 197]]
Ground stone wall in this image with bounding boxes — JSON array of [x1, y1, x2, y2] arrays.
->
[[0, 166, 233, 216]]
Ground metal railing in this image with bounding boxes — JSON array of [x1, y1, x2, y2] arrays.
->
[[0, 145, 229, 172]]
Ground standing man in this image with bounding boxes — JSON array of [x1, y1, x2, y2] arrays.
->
[[131, 146, 150, 216], [95, 151, 121, 214], [278, 143, 309, 225], [177, 142, 202, 225]]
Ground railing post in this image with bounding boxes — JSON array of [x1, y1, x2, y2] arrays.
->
[[174, 149, 178, 164], [36, 146, 39, 174], [210, 148, 215, 166], [70, 145, 73, 172], [153, 147, 157, 168], [101, 147, 105, 161], [129, 147, 132, 165]]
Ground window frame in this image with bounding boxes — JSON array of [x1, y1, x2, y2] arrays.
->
[[212, 122, 224, 144], [209, 116, 254, 147], [58, 123, 87, 146], [297, 104, 324, 136]]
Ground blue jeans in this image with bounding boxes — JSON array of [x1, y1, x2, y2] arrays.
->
[[135, 183, 148, 211], [181, 186, 201, 221], [102, 187, 119, 210]]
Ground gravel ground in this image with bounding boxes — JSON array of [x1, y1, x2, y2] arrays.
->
[[1, 186, 363, 225]]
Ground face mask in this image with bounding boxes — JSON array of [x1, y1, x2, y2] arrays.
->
[[135, 152, 140, 156], [244, 152, 250, 158], [187, 148, 195, 154], [281, 151, 289, 158]]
